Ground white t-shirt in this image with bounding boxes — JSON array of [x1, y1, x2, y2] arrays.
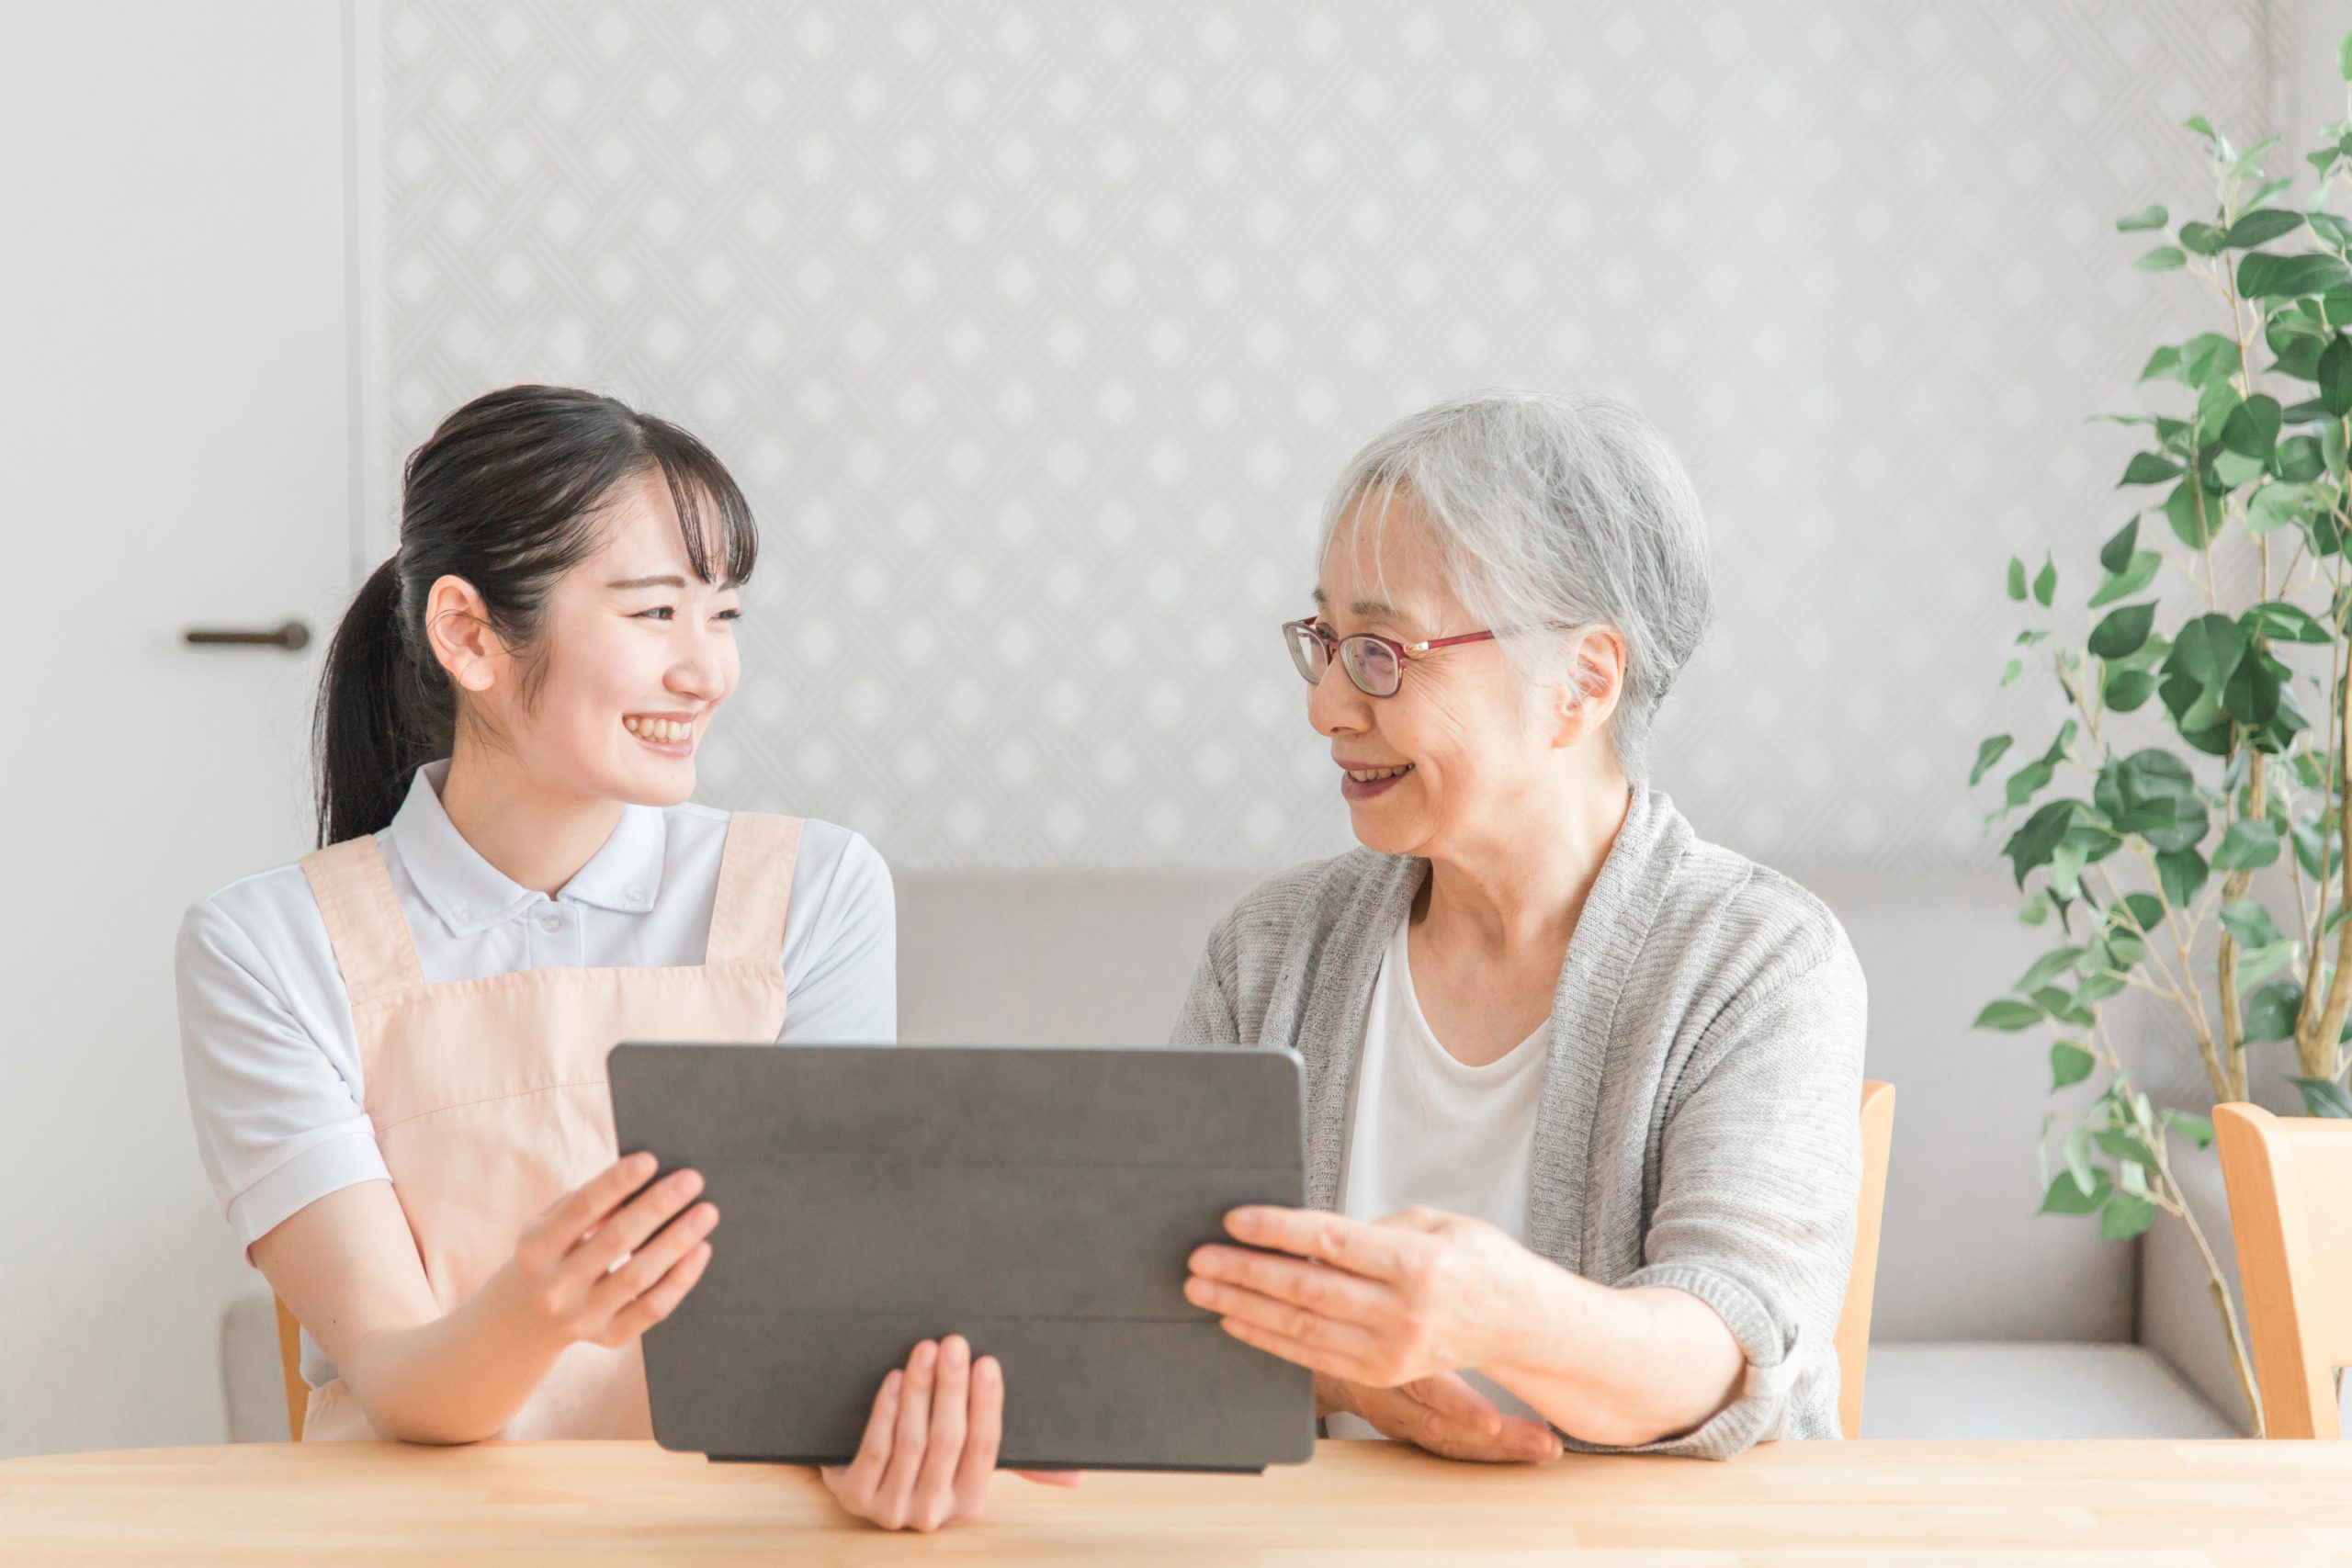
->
[[175, 758, 896, 1258], [1326, 912, 1551, 1440]]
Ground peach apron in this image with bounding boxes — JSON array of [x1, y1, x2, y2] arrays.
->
[[292, 812, 801, 1441]]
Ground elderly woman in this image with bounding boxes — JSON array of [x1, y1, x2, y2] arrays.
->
[[1174, 389, 1865, 1462]]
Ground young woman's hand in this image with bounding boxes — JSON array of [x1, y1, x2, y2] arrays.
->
[[1316, 1371, 1561, 1461], [494, 1151, 719, 1349], [820, 1337, 1080, 1532]]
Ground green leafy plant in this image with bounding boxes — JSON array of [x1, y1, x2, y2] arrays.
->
[[1969, 56, 2352, 1438]]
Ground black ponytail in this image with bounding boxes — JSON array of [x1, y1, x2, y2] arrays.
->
[[312, 385, 758, 846]]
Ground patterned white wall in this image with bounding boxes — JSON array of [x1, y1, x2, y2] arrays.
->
[[369, 1, 2275, 873]]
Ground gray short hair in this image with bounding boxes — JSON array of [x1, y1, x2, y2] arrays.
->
[[1318, 389, 1714, 777]]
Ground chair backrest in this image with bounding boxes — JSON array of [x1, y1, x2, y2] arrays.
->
[[1835, 1080, 1897, 1440], [269, 1082, 1906, 1446], [274, 1297, 305, 1442], [2215, 1102, 2352, 1439]]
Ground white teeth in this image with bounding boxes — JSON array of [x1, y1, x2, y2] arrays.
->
[[1348, 764, 1413, 782], [626, 716, 693, 744]]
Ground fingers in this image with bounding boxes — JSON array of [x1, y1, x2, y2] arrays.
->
[[823, 1369, 904, 1514], [586, 1199, 718, 1322], [590, 1236, 716, 1348], [1189, 1277, 1385, 1370], [870, 1339, 937, 1529], [1210, 1309, 1375, 1383], [1222, 1206, 1414, 1281], [1188, 1244, 1390, 1328], [1382, 1378, 1561, 1464], [1405, 1371, 1506, 1438], [909, 1337, 972, 1530], [1016, 1471, 1083, 1488], [522, 1152, 657, 1270], [950, 1353, 1006, 1515], [820, 1343, 1035, 1532], [561, 1168, 706, 1289]]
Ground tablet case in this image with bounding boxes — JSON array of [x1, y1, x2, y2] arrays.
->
[[607, 1042, 1317, 1472]]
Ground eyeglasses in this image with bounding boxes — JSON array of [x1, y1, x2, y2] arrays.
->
[[1281, 616, 1500, 698]]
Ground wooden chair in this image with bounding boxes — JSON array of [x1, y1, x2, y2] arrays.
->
[[1835, 1081, 1897, 1440], [274, 1298, 306, 1442], [270, 1082, 1905, 1446], [2215, 1101, 2352, 1438]]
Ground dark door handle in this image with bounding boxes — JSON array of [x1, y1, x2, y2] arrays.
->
[[183, 620, 312, 650]]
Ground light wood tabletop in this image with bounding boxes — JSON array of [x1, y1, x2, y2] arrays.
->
[[3, 1437, 2348, 1564]]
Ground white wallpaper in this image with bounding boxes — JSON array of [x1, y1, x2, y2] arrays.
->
[[369, 0, 2275, 872]]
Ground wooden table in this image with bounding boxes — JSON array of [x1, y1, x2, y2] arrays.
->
[[4, 1438, 2348, 1564]]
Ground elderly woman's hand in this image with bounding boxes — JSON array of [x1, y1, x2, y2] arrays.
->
[[1183, 1204, 1549, 1393], [1316, 1371, 1561, 1462]]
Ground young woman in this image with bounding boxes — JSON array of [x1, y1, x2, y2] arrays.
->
[[176, 385, 1049, 1531]]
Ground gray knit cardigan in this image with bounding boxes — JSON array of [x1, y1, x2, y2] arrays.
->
[[1170, 786, 1867, 1458]]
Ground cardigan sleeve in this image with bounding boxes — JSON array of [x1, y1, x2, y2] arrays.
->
[[1170, 911, 1245, 1047], [1581, 933, 1869, 1459]]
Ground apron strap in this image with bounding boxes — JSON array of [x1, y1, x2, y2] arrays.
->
[[300, 836, 429, 1006], [705, 813, 803, 967]]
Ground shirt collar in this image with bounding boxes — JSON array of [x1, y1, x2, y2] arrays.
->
[[386, 760, 667, 936]]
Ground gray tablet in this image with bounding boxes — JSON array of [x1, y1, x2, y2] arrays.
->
[[607, 1042, 1316, 1472]]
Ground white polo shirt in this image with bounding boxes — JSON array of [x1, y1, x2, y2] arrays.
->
[[175, 759, 896, 1257]]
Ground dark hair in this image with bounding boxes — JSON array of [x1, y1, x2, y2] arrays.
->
[[313, 385, 758, 846]]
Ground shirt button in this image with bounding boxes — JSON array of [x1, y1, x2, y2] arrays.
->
[[626, 886, 647, 904], [538, 912, 564, 933]]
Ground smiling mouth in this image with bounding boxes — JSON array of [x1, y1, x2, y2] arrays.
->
[[624, 715, 696, 750], [1343, 763, 1414, 782]]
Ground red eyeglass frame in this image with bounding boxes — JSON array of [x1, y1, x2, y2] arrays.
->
[[1281, 615, 1499, 698]]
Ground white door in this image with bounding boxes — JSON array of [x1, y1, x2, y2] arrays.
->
[[0, 2, 354, 1456]]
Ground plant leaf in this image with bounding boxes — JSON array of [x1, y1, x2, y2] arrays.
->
[[2221, 393, 2283, 459], [2240, 251, 2352, 298], [2089, 550, 2163, 607], [2290, 1076, 2352, 1116], [2244, 980, 2303, 1042], [2040, 1167, 2113, 1215], [2137, 245, 2188, 272], [2163, 1108, 2216, 1148], [2229, 135, 2282, 178], [2118, 452, 2185, 487], [2098, 516, 2140, 574], [2095, 750, 2209, 852], [2104, 667, 2158, 712], [2224, 209, 2305, 247], [2324, 334, 2352, 417], [2155, 847, 2209, 906], [2211, 817, 2283, 870], [1970, 734, 2014, 788], [1973, 998, 2045, 1032], [2220, 897, 2282, 949], [2099, 1192, 2157, 1239], [2117, 203, 2169, 232], [2050, 1040, 2096, 1089], [2088, 603, 2157, 660], [2242, 598, 2333, 642], [2017, 946, 2087, 994]]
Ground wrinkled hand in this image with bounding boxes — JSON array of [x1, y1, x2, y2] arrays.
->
[[820, 1337, 1080, 1533], [1318, 1371, 1561, 1462], [499, 1152, 718, 1350], [1185, 1204, 1543, 1390]]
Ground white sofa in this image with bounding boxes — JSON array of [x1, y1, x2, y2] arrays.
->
[[216, 864, 2250, 1441]]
